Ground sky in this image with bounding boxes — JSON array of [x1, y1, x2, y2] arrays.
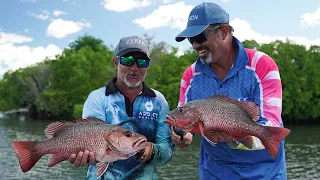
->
[[1, 0, 320, 79]]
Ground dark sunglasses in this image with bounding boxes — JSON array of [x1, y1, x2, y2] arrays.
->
[[188, 25, 221, 44], [119, 56, 150, 68]]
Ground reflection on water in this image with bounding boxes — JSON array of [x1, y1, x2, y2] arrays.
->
[[0, 119, 319, 180]]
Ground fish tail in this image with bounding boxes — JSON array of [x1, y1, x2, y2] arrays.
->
[[261, 127, 291, 159], [12, 141, 42, 172]]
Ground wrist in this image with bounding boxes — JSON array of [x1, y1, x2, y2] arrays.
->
[[146, 144, 155, 164]]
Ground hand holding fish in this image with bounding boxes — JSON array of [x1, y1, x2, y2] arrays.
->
[[69, 150, 95, 168], [170, 127, 193, 148], [134, 142, 154, 162]]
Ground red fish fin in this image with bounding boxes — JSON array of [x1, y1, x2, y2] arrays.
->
[[96, 162, 109, 178], [236, 136, 254, 149], [45, 121, 76, 138], [12, 142, 42, 172], [48, 154, 67, 167], [45, 117, 106, 138], [203, 131, 218, 146], [261, 127, 291, 159], [77, 117, 106, 124], [198, 123, 205, 137], [199, 124, 216, 146]]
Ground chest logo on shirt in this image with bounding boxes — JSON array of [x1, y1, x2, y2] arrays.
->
[[145, 101, 153, 111], [105, 106, 120, 117]]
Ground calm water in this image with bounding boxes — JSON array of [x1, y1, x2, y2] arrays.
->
[[0, 118, 319, 180]]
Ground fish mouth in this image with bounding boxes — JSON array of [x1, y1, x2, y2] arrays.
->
[[133, 137, 147, 149], [164, 115, 176, 125], [165, 115, 187, 128], [165, 115, 197, 132]]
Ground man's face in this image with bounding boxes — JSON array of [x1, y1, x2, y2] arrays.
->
[[114, 52, 149, 88], [189, 25, 225, 64]]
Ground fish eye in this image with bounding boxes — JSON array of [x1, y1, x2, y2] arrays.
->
[[124, 131, 132, 137], [178, 107, 183, 112]]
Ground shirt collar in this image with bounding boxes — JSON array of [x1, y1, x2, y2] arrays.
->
[[105, 77, 156, 97]]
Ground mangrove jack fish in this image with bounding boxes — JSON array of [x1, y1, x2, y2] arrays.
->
[[12, 117, 147, 177], [165, 95, 290, 159]]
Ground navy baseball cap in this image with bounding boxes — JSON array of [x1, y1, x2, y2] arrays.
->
[[175, 2, 229, 42], [114, 36, 151, 60]]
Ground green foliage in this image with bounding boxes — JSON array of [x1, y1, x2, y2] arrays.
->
[[73, 103, 84, 119], [0, 35, 319, 124]]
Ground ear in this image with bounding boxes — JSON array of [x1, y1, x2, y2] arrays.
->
[[112, 57, 118, 69], [220, 25, 229, 40]]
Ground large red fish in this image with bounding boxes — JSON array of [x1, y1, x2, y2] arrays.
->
[[165, 95, 290, 159], [12, 117, 147, 177]]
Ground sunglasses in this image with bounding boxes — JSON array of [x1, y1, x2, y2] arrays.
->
[[188, 25, 221, 44], [119, 56, 150, 68]]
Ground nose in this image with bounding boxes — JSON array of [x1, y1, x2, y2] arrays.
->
[[130, 61, 139, 70]]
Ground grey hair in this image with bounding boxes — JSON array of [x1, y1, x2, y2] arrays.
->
[[209, 23, 234, 36]]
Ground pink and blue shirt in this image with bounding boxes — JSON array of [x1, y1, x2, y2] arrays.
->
[[179, 37, 287, 179]]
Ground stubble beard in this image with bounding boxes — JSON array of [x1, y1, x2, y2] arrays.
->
[[200, 53, 212, 64], [124, 78, 141, 88], [124, 71, 143, 88]]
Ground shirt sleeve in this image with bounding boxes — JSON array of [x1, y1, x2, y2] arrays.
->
[[178, 64, 195, 107], [229, 51, 283, 150], [253, 53, 283, 127], [149, 93, 174, 165], [82, 89, 105, 120]]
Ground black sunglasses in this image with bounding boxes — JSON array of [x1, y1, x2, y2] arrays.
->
[[188, 25, 221, 44], [118, 56, 150, 68]]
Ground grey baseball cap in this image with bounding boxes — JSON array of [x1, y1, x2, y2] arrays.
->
[[114, 36, 151, 60]]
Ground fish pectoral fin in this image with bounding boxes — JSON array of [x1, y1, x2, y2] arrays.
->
[[204, 135, 217, 146], [48, 154, 67, 167], [96, 162, 109, 178], [236, 136, 254, 149]]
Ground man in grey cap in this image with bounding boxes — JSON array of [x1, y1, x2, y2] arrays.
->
[[69, 35, 173, 179], [169, 2, 288, 180]]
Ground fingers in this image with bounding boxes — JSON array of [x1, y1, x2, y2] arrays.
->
[[69, 150, 95, 168], [170, 127, 182, 143], [170, 129, 193, 148], [73, 151, 84, 168], [134, 143, 153, 163], [88, 152, 95, 164], [80, 150, 90, 167], [69, 154, 76, 164]]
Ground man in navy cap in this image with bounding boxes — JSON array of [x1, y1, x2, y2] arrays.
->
[[170, 2, 288, 180], [68, 35, 173, 179]]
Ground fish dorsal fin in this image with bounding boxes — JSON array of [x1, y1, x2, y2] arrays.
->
[[234, 101, 260, 121], [45, 117, 106, 138], [96, 162, 109, 178], [45, 121, 76, 138], [207, 95, 260, 121], [77, 117, 106, 124]]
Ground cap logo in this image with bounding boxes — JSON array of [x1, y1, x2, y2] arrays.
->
[[188, 15, 198, 21], [126, 38, 147, 47]]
